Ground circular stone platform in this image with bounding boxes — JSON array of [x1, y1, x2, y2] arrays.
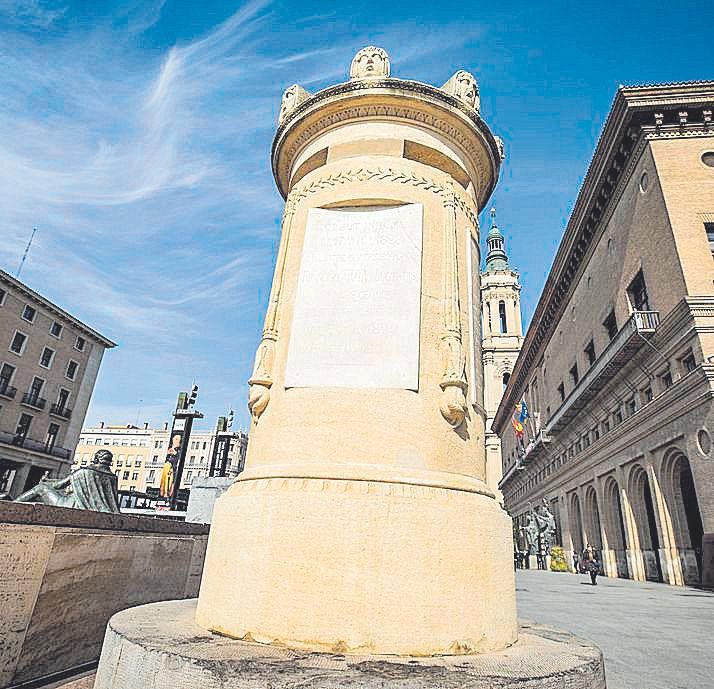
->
[[94, 599, 606, 688]]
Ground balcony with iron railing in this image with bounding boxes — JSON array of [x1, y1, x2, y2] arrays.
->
[[50, 403, 73, 420], [21, 393, 47, 410], [0, 379, 17, 400], [545, 310, 660, 435], [0, 430, 71, 460]]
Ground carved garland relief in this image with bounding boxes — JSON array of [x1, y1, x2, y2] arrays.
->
[[278, 104, 494, 201], [247, 168, 477, 429]]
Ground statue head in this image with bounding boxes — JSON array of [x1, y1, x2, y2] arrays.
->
[[92, 449, 113, 471], [350, 46, 390, 80], [278, 83, 310, 125], [441, 70, 480, 111]]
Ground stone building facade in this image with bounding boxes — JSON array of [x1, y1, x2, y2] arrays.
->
[[0, 268, 115, 497], [71, 423, 247, 493], [481, 211, 523, 498], [494, 81, 714, 587]]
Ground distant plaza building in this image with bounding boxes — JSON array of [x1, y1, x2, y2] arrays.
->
[[0, 268, 115, 497], [495, 81, 714, 587], [481, 210, 523, 498], [71, 422, 247, 494]]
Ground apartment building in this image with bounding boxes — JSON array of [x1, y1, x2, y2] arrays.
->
[[0, 268, 115, 497], [72, 423, 248, 493]]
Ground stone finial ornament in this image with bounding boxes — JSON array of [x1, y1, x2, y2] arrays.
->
[[441, 70, 480, 111], [494, 135, 505, 161], [350, 46, 390, 80], [278, 84, 310, 125]]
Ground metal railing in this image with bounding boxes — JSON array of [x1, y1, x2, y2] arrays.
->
[[0, 379, 17, 399], [21, 393, 47, 410], [50, 404, 72, 420], [0, 430, 71, 459], [546, 310, 659, 434]]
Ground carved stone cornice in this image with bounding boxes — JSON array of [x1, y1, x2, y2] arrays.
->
[[494, 81, 714, 435], [272, 78, 501, 210]]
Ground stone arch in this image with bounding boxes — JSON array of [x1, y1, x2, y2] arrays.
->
[[627, 463, 663, 582], [601, 476, 629, 578], [583, 485, 602, 550], [568, 491, 584, 554], [659, 447, 704, 584]]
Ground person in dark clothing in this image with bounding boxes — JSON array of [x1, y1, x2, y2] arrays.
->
[[588, 555, 600, 585], [572, 551, 579, 573]]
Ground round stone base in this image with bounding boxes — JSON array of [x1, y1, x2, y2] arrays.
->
[[94, 599, 606, 688]]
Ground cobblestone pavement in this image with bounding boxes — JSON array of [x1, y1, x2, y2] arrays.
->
[[516, 569, 713, 689]]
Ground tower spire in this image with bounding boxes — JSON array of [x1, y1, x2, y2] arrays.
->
[[485, 207, 509, 271]]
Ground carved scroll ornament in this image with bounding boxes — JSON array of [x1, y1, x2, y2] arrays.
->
[[439, 188, 468, 428], [247, 197, 297, 421]]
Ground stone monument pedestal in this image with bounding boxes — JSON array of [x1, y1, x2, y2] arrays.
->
[[94, 600, 606, 689], [185, 476, 234, 524]]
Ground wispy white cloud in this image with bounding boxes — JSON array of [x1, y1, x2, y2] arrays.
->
[[0, 1, 490, 428]]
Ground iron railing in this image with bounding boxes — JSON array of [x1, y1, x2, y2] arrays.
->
[[546, 310, 659, 434], [21, 393, 47, 410], [50, 404, 72, 420]]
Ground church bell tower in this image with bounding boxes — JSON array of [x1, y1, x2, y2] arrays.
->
[[481, 209, 523, 500]]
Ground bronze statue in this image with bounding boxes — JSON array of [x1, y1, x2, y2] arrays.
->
[[15, 449, 120, 513]]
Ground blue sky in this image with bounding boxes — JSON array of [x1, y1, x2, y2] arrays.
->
[[1, 0, 711, 431]]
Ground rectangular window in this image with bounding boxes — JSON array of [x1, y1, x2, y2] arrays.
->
[[569, 363, 579, 386], [117, 460, 123, 467], [661, 369, 673, 389], [75, 336, 86, 352], [585, 340, 596, 366], [705, 222, 714, 253], [614, 406, 623, 425], [0, 288, 5, 305], [582, 434, 590, 449], [15, 413, 33, 441], [557, 382, 565, 402], [189, 455, 196, 466], [627, 269, 650, 311], [123, 471, 130, 480], [50, 321, 63, 338], [603, 310, 618, 340], [627, 397, 637, 416], [1, 362, 15, 389], [66, 360, 79, 380], [22, 304, 36, 323], [682, 352, 696, 373], [39, 346, 55, 368], [9, 331, 27, 355], [45, 423, 60, 451], [132, 472, 138, 481], [152, 454, 159, 462], [94, 438, 102, 445], [29, 375, 43, 396], [56, 388, 70, 411], [148, 470, 156, 483], [644, 386, 653, 403], [592, 426, 600, 441]]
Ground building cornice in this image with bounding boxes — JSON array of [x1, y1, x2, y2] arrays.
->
[[0, 268, 116, 348], [494, 81, 714, 435]]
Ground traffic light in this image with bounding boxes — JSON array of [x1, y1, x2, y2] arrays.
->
[[188, 384, 198, 408], [227, 410, 234, 429]]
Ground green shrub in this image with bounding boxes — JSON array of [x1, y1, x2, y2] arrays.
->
[[550, 545, 570, 572]]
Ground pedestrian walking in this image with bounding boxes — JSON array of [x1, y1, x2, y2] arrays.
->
[[588, 554, 600, 586], [572, 551, 579, 573]]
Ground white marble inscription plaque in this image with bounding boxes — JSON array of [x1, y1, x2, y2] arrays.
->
[[285, 204, 423, 389]]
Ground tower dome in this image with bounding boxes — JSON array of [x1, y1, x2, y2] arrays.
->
[[485, 208, 509, 271]]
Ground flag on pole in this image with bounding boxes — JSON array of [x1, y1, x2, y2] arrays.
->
[[512, 413, 524, 438]]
